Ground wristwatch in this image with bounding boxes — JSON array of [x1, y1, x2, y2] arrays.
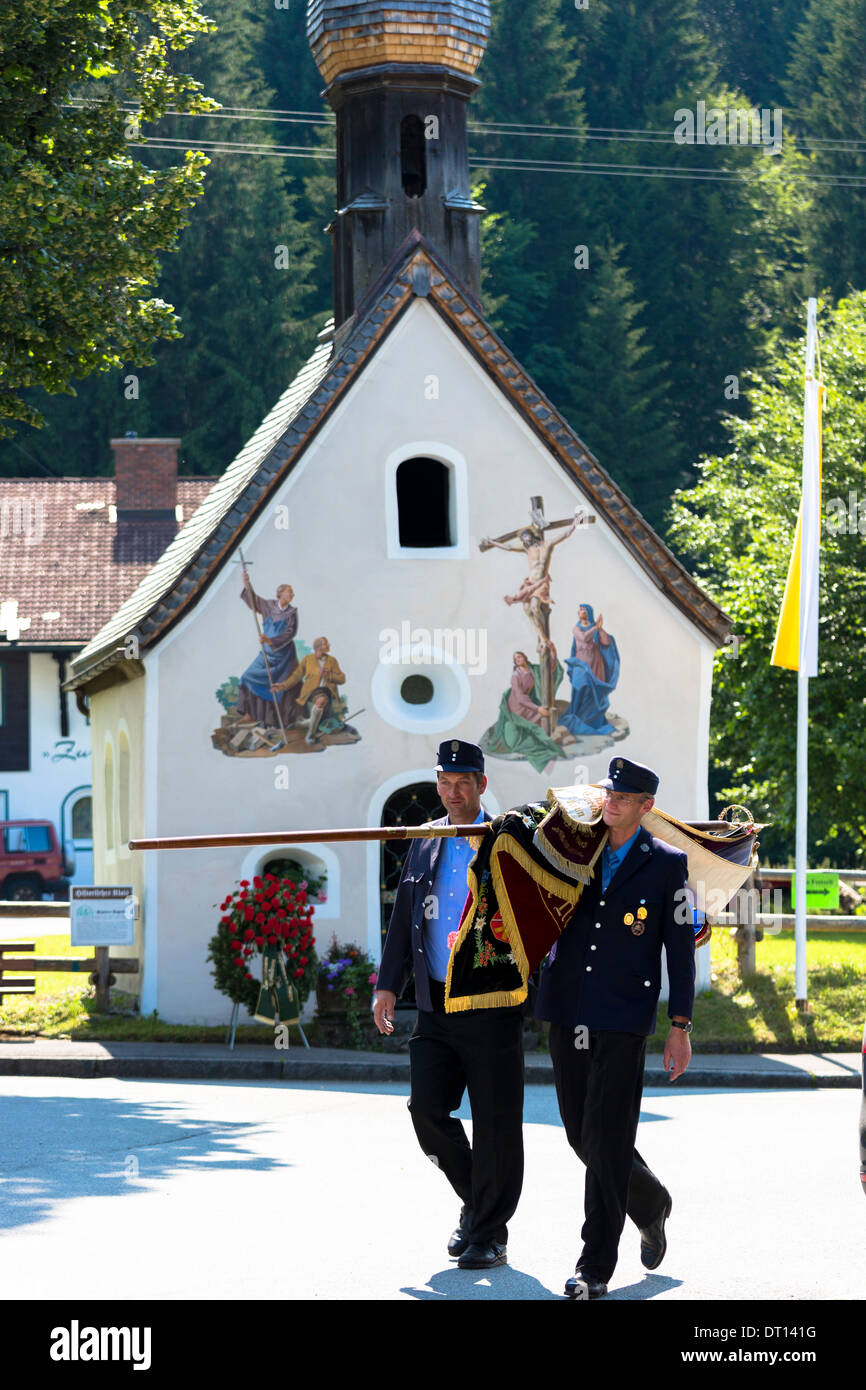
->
[[670, 1019, 692, 1033]]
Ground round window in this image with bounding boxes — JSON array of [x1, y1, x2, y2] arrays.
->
[[400, 675, 434, 705], [371, 641, 471, 733]]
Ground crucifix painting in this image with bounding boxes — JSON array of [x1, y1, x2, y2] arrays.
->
[[479, 496, 629, 773], [480, 497, 592, 734]]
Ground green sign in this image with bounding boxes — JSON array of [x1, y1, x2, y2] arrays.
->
[[790, 872, 839, 912]]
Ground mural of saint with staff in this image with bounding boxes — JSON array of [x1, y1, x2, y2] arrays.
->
[[236, 566, 300, 730], [211, 556, 363, 758]]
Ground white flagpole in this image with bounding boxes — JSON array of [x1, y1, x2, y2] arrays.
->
[[795, 298, 820, 1007]]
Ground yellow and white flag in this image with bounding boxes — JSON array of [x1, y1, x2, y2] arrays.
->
[[771, 300, 823, 677]]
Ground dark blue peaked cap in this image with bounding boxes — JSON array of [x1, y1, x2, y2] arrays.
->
[[598, 757, 659, 796], [435, 740, 485, 774]]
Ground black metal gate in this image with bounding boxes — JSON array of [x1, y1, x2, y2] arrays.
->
[[379, 781, 443, 1004]]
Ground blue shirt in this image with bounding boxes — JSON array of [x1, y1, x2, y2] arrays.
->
[[601, 827, 641, 891], [425, 808, 486, 982]]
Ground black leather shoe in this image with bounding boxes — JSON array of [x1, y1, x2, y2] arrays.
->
[[640, 1193, 672, 1270], [457, 1240, 507, 1270], [565, 1271, 608, 1300], [447, 1206, 473, 1259]]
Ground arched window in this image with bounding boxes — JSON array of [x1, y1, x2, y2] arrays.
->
[[103, 742, 115, 851], [396, 457, 452, 547], [118, 732, 131, 847], [71, 795, 92, 839], [400, 114, 426, 197]]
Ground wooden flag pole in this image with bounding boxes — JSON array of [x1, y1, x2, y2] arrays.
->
[[129, 823, 495, 852]]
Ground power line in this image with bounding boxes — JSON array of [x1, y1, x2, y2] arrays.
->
[[134, 137, 866, 188], [62, 98, 866, 156], [472, 154, 866, 186], [141, 137, 333, 160]]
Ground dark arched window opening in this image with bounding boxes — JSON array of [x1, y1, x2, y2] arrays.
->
[[400, 114, 427, 197], [396, 457, 452, 547], [379, 782, 443, 981]]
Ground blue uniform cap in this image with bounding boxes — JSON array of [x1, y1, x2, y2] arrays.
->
[[435, 739, 485, 774], [598, 757, 658, 796]]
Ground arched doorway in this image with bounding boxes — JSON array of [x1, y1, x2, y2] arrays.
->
[[379, 781, 443, 1005], [61, 785, 93, 886]]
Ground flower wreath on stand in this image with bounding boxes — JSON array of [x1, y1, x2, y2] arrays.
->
[[207, 863, 322, 1024]]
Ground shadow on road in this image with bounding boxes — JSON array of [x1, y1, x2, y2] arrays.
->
[[0, 1093, 286, 1231], [402, 1267, 685, 1300], [606, 1272, 683, 1300], [402, 1266, 562, 1300], [402, 1267, 684, 1301]]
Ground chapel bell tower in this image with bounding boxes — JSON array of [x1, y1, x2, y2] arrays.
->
[[307, 1, 490, 327]]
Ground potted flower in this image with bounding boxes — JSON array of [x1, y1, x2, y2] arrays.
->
[[207, 869, 319, 1019], [315, 934, 379, 1046]]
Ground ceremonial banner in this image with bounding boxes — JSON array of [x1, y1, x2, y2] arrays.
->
[[445, 786, 764, 1012], [445, 787, 607, 1013]]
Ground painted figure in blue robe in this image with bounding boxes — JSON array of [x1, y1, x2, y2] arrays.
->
[[237, 572, 300, 728], [557, 604, 620, 737]]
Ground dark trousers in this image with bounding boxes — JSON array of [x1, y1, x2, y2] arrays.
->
[[408, 984, 524, 1245], [548, 1024, 669, 1282]]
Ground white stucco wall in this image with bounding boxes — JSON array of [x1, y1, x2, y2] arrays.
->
[[89, 674, 147, 995], [130, 300, 717, 1022], [0, 654, 93, 882]]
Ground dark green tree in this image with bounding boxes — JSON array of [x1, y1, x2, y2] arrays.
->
[[0, 0, 215, 435], [568, 241, 678, 522], [566, 0, 812, 494], [573, 0, 718, 128], [697, 0, 809, 109], [785, 0, 866, 300], [0, 0, 328, 477], [472, 0, 587, 393], [136, 0, 326, 472], [258, 1, 327, 121], [668, 294, 866, 866]]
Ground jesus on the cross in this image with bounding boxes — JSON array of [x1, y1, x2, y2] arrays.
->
[[481, 498, 594, 735]]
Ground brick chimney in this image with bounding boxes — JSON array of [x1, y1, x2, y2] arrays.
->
[[110, 434, 180, 518]]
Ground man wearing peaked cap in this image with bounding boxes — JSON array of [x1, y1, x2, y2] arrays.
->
[[536, 755, 695, 1300], [598, 757, 659, 797], [374, 740, 525, 1272]]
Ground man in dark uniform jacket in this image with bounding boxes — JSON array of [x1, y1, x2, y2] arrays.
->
[[536, 757, 695, 1300], [373, 741, 524, 1271]]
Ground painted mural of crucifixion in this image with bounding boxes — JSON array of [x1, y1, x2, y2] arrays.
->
[[480, 496, 595, 735]]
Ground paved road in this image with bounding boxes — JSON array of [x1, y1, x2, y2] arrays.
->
[[0, 1076, 863, 1303]]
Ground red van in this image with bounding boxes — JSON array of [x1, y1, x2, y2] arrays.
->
[[0, 821, 74, 900]]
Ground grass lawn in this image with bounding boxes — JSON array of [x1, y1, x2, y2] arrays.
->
[[0, 933, 309, 1044], [1, 928, 863, 1052], [647, 926, 865, 1052]]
